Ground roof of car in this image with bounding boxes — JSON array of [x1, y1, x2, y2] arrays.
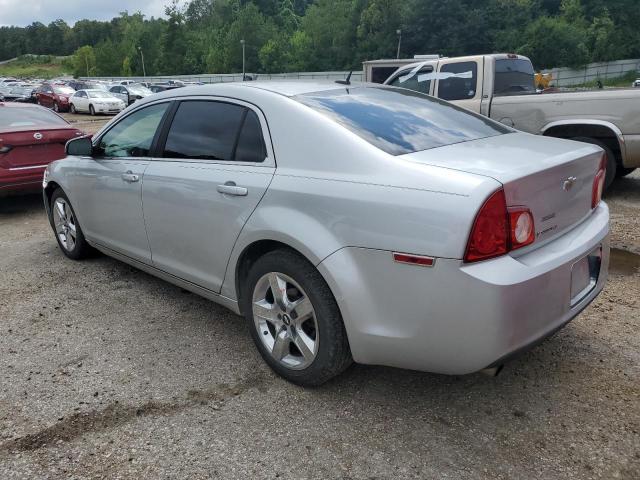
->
[[147, 80, 370, 99]]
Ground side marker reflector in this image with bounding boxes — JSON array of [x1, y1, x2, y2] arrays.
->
[[393, 253, 435, 267]]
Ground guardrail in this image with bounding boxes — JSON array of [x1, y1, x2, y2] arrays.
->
[[81, 71, 363, 84]]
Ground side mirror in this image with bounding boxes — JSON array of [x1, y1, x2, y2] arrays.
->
[[66, 136, 93, 156]]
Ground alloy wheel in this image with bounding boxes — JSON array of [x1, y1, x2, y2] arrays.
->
[[252, 272, 319, 370], [52, 198, 77, 252]]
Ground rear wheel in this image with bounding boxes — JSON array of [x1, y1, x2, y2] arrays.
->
[[571, 137, 617, 189], [618, 167, 637, 178], [242, 249, 352, 386], [89, 105, 95, 116], [49, 189, 93, 260], [53, 102, 59, 113]]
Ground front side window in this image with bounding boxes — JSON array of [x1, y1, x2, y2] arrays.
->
[[388, 67, 433, 95], [437, 62, 478, 101], [95, 103, 169, 158], [163, 101, 246, 161], [296, 87, 509, 156]]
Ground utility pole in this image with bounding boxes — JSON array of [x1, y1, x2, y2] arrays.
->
[[138, 46, 146, 78], [240, 39, 246, 81], [396, 29, 402, 59], [85, 55, 89, 77]]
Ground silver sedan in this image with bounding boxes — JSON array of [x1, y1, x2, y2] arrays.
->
[[43, 81, 609, 385]]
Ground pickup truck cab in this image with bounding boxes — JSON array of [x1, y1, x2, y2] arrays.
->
[[384, 54, 640, 187]]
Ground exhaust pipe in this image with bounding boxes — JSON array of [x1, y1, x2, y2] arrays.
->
[[480, 365, 504, 377]]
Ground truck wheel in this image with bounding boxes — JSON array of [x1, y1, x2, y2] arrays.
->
[[571, 137, 617, 190]]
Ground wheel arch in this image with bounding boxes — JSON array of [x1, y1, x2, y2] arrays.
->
[[541, 120, 626, 166]]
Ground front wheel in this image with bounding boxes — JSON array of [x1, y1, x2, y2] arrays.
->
[[49, 188, 93, 260], [242, 249, 352, 386], [53, 102, 59, 113], [89, 105, 95, 116], [70, 104, 77, 114]]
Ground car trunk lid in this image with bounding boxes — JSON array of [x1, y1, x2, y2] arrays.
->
[[0, 127, 83, 170], [401, 132, 603, 246]]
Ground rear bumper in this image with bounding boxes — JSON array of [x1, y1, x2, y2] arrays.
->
[[0, 165, 47, 195], [318, 203, 610, 375]]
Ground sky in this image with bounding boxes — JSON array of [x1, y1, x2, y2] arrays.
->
[[0, 0, 170, 27]]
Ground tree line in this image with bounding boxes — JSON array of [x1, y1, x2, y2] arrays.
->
[[0, 0, 638, 78]]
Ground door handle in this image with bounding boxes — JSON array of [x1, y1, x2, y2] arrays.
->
[[121, 171, 140, 183], [217, 181, 248, 196]]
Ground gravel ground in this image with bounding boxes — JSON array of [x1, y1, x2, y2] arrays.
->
[[0, 160, 638, 478]]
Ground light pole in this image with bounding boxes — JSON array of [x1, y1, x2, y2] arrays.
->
[[240, 39, 246, 81], [138, 46, 146, 78], [396, 29, 402, 59]]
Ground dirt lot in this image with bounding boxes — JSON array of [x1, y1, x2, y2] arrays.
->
[[0, 142, 638, 478]]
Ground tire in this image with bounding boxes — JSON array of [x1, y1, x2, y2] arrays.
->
[[571, 137, 617, 190], [53, 102, 59, 113], [89, 105, 95, 116], [70, 104, 77, 114], [242, 249, 352, 386], [49, 188, 93, 260], [618, 167, 637, 178]]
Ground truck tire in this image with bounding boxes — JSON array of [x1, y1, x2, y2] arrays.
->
[[571, 137, 617, 190]]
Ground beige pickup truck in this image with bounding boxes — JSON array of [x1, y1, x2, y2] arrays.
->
[[381, 53, 640, 187]]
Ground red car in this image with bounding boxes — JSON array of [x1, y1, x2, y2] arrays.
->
[[0, 103, 83, 196], [36, 83, 76, 112]]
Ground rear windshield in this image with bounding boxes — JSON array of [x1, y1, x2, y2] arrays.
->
[[494, 59, 536, 96], [0, 106, 69, 129], [295, 87, 510, 155]]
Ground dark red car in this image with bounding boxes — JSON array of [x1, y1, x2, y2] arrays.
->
[[36, 83, 76, 112], [0, 103, 83, 196]]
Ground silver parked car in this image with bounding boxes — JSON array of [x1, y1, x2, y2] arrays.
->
[[43, 81, 609, 385]]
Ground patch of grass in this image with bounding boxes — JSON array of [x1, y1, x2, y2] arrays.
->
[[0, 55, 72, 79], [573, 70, 639, 88]]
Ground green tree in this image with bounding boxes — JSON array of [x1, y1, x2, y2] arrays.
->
[[72, 45, 96, 77]]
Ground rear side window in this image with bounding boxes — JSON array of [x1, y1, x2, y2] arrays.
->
[[494, 58, 536, 96], [163, 101, 266, 162], [235, 110, 267, 162], [296, 87, 509, 156], [437, 62, 478, 101], [0, 106, 69, 129]]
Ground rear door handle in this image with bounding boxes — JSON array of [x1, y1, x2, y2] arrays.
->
[[217, 181, 248, 196], [121, 171, 140, 183]]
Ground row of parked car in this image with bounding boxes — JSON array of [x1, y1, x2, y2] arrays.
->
[[0, 77, 202, 116]]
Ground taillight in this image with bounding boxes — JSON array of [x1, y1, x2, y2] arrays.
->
[[508, 208, 535, 250], [464, 189, 509, 262], [464, 188, 536, 263], [592, 154, 606, 208]]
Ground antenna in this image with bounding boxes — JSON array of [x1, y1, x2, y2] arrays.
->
[[335, 71, 353, 86]]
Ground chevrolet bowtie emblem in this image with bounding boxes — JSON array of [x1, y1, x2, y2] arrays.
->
[[562, 176, 577, 191]]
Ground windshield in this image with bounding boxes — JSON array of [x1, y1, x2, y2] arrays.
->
[[87, 91, 118, 99], [295, 86, 510, 155], [0, 106, 69, 130], [494, 59, 536, 96], [128, 85, 152, 95], [10, 87, 33, 95], [53, 86, 75, 95]]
